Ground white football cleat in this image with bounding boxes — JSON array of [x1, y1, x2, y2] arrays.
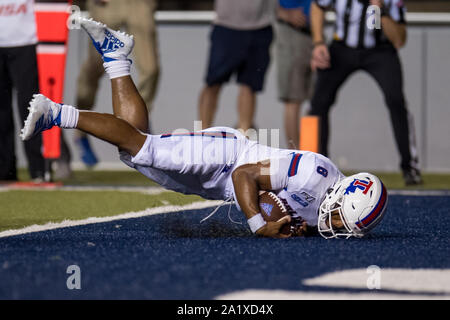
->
[[20, 94, 61, 141], [78, 17, 134, 62]]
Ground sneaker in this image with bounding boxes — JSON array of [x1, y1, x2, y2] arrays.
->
[[31, 176, 45, 184], [403, 168, 423, 186], [75, 136, 98, 168], [78, 17, 134, 62], [21, 94, 61, 141]]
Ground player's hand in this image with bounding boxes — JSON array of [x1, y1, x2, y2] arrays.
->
[[311, 43, 330, 70], [256, 215, 292, 238], [291, 221, 316, 237], [288, 9, 308, 28]]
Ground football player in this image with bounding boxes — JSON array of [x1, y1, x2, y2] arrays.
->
[[21, 18, 388, 239]]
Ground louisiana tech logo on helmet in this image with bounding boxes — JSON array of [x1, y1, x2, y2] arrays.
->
[[344, 179, 373, 195]]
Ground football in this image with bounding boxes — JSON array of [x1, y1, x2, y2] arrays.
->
[[259, 191, 291, 235]]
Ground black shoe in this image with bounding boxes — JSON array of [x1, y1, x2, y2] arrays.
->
[[403, 168, 423, 186]]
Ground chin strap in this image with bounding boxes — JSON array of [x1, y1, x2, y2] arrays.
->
[[200, 196, 242, 225]]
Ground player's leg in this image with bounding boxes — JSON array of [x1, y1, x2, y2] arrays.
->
[[21, 94, 146, 157], [72, 0, 126, 167], [79, 17, 149, 133], [76, 110, 146, 156], [110, 76, 149, 133]]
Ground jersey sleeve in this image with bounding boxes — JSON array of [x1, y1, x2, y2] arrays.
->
[[314, 0, 334, 10], [270, 153, 305, 191], [388, 0, 406, 24], [269, 157, 291, 190]]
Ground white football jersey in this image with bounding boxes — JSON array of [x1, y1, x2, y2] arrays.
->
[[269, 151, 344, 226], [120, 126, 344, 225], [233, 143, 344, 226]]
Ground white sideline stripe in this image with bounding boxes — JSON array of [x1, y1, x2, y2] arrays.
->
[[303, 268, 450, 294], [217, 268, 450, 300], [216, 290, 450, 300], [0, 200, 222, 239]]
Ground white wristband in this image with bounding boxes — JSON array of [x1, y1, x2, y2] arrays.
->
[[247, 213, 267, 233]]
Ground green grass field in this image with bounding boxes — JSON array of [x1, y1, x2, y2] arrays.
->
[[1, 169, 448, 234]]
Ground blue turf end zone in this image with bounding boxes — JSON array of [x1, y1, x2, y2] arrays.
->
[[0, 195, 449, 299]]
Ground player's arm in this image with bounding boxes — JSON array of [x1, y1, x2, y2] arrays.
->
[[380, 17, 406, 49], [232, 161, 291, 238], [371, 0, 407, 49]]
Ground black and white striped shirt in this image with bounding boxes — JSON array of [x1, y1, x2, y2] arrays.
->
[[315, 0, 406, 49]]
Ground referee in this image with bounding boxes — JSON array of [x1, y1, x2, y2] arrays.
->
[[309, 0, 422, 185]]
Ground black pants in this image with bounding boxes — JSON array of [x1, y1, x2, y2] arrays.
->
[[0, 44, 44, 180], [310, 41, 418, 171]]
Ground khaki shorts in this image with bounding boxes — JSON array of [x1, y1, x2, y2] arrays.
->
[[275, 21, 313, 103]]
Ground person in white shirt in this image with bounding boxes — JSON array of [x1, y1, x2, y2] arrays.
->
[[0, 0, 44, 182]]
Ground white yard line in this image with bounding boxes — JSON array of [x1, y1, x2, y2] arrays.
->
[[217, 268, 450, 300], [216, 289, 450, 300], [0, 200, 222, 239]]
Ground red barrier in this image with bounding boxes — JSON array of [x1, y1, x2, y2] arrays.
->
[[35, 1, 71, 161]]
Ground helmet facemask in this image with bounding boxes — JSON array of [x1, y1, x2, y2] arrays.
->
[[317, 173, 388, 240], [318, 187, 362, 239]]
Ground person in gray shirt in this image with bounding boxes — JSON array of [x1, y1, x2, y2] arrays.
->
[[198, 0, 276, 133]]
